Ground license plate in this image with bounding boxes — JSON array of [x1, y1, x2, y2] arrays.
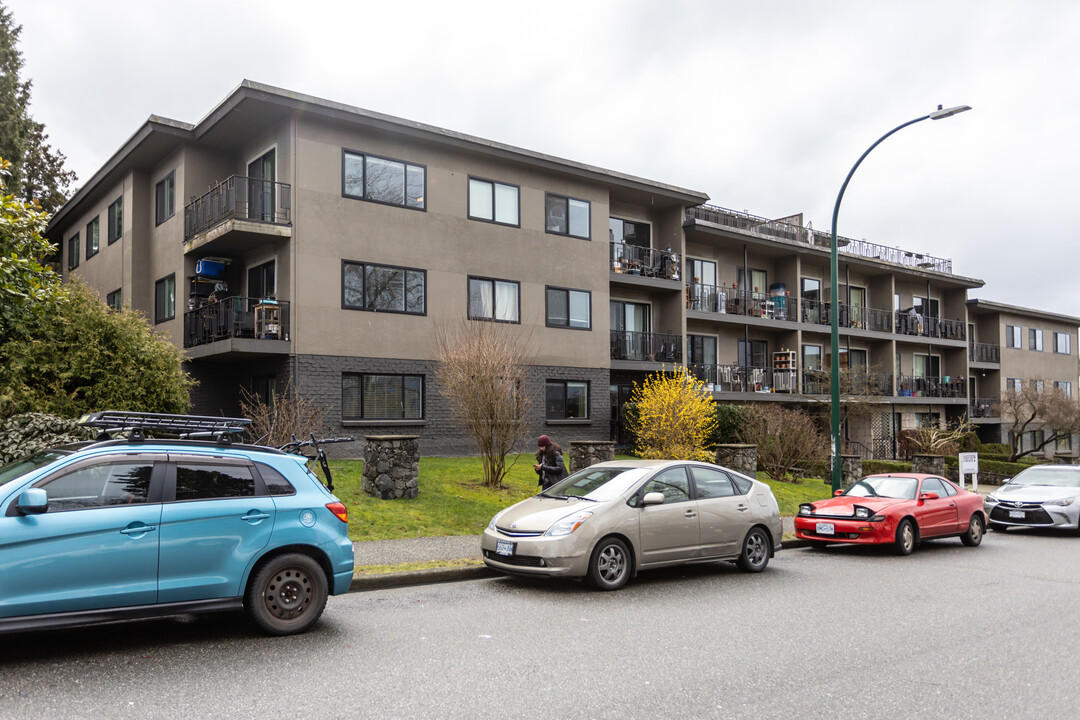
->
[[815, 522, 835, 536], [1009, 510, 1025, 519], [495, 539, 515, 556]]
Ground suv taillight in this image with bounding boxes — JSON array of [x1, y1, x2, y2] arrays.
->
[[326, 502, 348, 523]]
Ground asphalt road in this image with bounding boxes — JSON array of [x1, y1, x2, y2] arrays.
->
[[2, 529, 1078, 719]]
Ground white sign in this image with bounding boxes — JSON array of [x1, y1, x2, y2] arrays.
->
[[958, 452, 979, 491]]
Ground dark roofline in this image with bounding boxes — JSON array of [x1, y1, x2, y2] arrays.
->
[[47, 80, 709, 234], [967, 298, 1080, 326]]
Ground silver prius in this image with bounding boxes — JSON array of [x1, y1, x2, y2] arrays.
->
[[985, 464, 1080, 532], [481, 459, 783, 590]]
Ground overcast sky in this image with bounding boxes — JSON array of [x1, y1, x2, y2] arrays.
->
[[9, 0, 1080, 319]]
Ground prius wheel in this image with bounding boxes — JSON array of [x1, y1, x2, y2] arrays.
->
[[245, 553, 328, 635], [894, 519, 916, 556], [736, 527, 771, 572], [961, 514, 984, 547], [588, 537, 631, 591]]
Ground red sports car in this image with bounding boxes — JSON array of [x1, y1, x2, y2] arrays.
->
[[793, 473, 987, 555]]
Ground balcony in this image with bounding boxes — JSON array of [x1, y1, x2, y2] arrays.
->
[[688, 364, 780, 393], [183, 296, 291, 359], [686, 283, 795, 321], [895, 312, 966, 341], [801, 299, 893, 333], [610, 331, 682, 364], [610, 242, 680, 282], [970, 398, 999, 418], [801, 370, 894, 396], [970, 343, 1000, 364], [896, 374, 967, 399], [183, 176, 292, 254]]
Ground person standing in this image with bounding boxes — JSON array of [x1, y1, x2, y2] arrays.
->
[[534, 435, 568, 490]]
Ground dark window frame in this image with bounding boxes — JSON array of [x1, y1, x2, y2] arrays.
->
[[341, 148, 427, 211], [545, 379, 590, 420], [467, 275, 521, 324], [341, 373, 425, 421], [155, 171, 175, 226], [609, 216, 651, 247], [1029, 327, 1044, 351], [106, 289, 122, 311], [1054, 331, 1072, 355], [545, 192, 591, 240], [154, 273, 175, 324], [341, 260, 427, 316], [1006, 324, 1021, 349], [545, 286, 592, 330], [67, 232, 80, 270], [107, 196, 123, 244], [85, 216, 100, 260], [467, 176, 520, 227]]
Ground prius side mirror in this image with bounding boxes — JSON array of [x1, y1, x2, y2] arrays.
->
[[642, 491, 665, 506], [17, 488, 48, 515]]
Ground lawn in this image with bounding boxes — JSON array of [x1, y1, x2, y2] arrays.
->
[[328, 455, 832, 543]]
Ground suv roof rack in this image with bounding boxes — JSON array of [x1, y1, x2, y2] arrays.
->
[[79, 411, 251, 442]]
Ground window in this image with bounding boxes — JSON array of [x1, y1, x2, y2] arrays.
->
[[106, 289, 122, 310], [1057, 435, 1074, 452], [36, 460, 153, 512], [609, 217, 650, 247], [343, 261, 426, 315], [468, 177, 519, 226], [1056, 381, 1073, 398], [248, 259, 276, 300], [690, 466, 736, 499], [915, 412, 939, 428], [342, 374, 423, 420], [688, 335, 717, 366], [155, 274, 175, 323], [640, 467, 691, 504], [738, 339, 767, 368], [687, 259, 717, 287], [1006, 324, 1021, 348], [913, 354, 940, 378], [1006, 377, 1022, 392], [468, 277, 519, 322], [108, 196, 123, 243], [85, 217, 100, 259], [255, 462, 296, 496], [1031, 379, 1045, 393], [802, 345, 822, 371], [174, 463, 255, 501], [737, 267, 768, 296], [155, 171, 175, 225], [913, 296, 939, 319], [920, 477, 946, 497], [342, 150, 425, 209], [546, 287, 591, 329], [67, 233, 79, 270], [546, 380, 588, 419], [545, 193, 590, 239], [1054, 332, 1072, 355], [1029, 328, 1043, 351]]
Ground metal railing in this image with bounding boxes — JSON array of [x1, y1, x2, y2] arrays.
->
[[801, 370, 893, 396], [970, 343, 1000, 363], [685, 283, 794, 321], [802, 299, 892, 332], [184, 176, 292, 240], [970, 398, 999, 418], [610, 242, 680, 280], [184, 297, 291, 348], [684, 203, 954, 274], [688, 364, 779, 393], [610, 331, 682, 363], [894, 312, 966, 340], [896, 374, 967, 399]]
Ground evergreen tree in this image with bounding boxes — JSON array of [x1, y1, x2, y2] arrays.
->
[[0, 3, 76, 213]]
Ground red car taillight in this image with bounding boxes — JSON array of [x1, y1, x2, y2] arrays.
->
[[326, 502, 348, 523]]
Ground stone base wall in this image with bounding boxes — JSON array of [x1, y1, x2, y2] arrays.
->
[[569, 441, 615, 472], [361, 435, 420, 499], [840, 455, 862, 490], [715, 444, 757, 476], [912, 454, 947, 476]]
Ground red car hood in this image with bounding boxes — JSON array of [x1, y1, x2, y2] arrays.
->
[[810, 496, 906, 517]]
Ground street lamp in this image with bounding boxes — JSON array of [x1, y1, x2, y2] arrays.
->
[[828, 104, 971, 493]]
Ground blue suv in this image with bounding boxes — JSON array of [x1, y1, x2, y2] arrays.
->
[[0, 412, 354, 636]]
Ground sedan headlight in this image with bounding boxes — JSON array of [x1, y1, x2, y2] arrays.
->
[[985, 495, 999, 504], [798, 503, 815, 516], [487, 509, 507, 531], [1044, 497, 1077, 507], [545, 510, 594, 537]]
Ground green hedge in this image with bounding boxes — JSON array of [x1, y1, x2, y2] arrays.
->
[[942, 454, 1032, 478], [0, 413, 93, 464], [863, 459, 912, 475]]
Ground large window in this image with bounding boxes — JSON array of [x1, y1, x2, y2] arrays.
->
[[1056, 381, 1073, 398], [67, 233, 79, 270], [738, 339, 767, 368], [1029, 328, 1043, 351], [106, 289, 122, 310], [342, 261, 425, 315], [174, 463, 255, 501], [85, 217, 100, 259], [468, 277, 519, 323], [155, 171, 175, 225], [468, 177, 519, 226], [686, 258, 717, 287], [546, 380, 588, 420], [1006, 377, 1022, 392], [342, 150, 425, 209], [1054, 332, 1072, 355], [35, 460, 153, 512], [154, 274, 175, 323], [1006, 324, 1021, 348], [545, 193, 590, 239], [609, 217, 650, 247], [108, 196, 123, 243], [546, 287, 591, 329], [913, 354, 941, 378], [342, 374, 423, 420]]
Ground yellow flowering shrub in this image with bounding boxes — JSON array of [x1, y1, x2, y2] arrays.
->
[[628, 367, 717, 461]]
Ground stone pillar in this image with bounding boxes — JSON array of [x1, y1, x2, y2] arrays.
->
[[1054, 454, 1080, 465], [715, 444, 757, 476], [840, 455, 862, 490], [361, 435, 420, 500], [568, 440, 615, 473], [912, 454, 946, 476]]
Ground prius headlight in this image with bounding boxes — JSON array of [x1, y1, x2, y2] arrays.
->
[[487, 509, 507, 531], [545, 510, 594, 537]]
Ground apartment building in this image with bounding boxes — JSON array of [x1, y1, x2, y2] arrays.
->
[[44, 81, 1079, 458]]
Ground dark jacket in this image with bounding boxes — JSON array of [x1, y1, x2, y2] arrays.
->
[[535, 446, 568, 489]]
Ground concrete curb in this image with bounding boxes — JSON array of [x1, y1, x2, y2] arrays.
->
[[348, 564, 495, 592]]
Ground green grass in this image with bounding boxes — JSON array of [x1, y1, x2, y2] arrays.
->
[[329, 455, 831, 543]]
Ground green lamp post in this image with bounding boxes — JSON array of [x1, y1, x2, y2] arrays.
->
[[829, 104, 971, 493]]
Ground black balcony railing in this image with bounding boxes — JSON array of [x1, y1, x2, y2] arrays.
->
[[610, 242, 680, 280], [184, 175, 292, 240], [610, 331, 682, 363], [970, 343, 1000, 363], [688, 364, 776, 392], [896, 374, 967, 399], [802, 299, 892, 332], [970, 398, 998, 418], [686, 283, 794, 321], [895, 312, 966, 340], [184, 296, 290, 349], [801, 370, 893, 396]]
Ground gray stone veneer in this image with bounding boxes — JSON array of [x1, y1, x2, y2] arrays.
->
[[361, 435, 420, 499], [715, 444, 757, 476], [569, 441, 615, 472]]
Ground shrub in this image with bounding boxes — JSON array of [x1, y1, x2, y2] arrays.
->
[[0, 412, 93, 463], [736, 404, 828, 481], [710, 403, 747, 447], [628, 368, 717, 461]]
